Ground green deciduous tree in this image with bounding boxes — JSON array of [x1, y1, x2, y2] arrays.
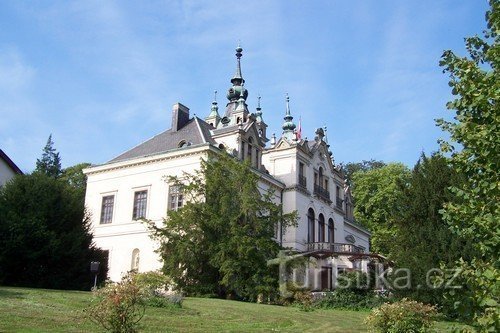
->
[[61, 162, 92, 198], [148, 153, 296, 301], [341, 159, 386, 189], [351, 163, 410, 256], [35, 134, 62, 178], [436, 0, 499, 329]]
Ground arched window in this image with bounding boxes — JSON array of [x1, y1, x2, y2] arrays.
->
[[328, 218, 334, 243], [318, 214, 325, 242], [307, 208, 315, 243], [131, 248, 140, 271]]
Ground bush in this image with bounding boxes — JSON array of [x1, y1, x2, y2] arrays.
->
[[131, 271, 183, 308], [365, 298, 437, 333], [315, 289, 386, 310], [86, 274, 146, 333]]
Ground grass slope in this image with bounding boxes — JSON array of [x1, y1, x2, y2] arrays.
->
[[0, 286, 464, 332]]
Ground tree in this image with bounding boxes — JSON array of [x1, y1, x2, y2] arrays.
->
[[61, 162, 92, 198], [436, 0, 499, 329], [390, 153, 475, 306], [148, 153, 296, 301], [0, 172, 108, 289], [341, 159, 386, 189], [35, 134, 62, 178], [351, 163, 410, 256]]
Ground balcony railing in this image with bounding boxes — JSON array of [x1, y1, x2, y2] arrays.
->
[[298, 175, 307, 188], [314, 184, 330, 200], [336, 197, 343, 210], [307, 242, 365, 254]]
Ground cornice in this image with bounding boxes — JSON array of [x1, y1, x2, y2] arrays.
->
[[84, 144, 216, 175]]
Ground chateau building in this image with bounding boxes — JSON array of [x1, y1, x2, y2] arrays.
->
[[84, 47, 371, 290]]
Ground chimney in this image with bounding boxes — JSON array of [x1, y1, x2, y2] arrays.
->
[[171, 103, 190, 132]]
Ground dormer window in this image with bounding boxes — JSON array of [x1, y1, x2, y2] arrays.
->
[[178, 140, 190, 148]]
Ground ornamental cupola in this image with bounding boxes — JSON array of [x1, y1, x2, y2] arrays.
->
[[222, 45, 250, 126], [205, 90, 221, 128], [282, 93, 296, 141]]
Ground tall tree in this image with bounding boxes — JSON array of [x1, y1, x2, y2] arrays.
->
[[341, 159, 386, 189], [0, 172, 107, 290], [351, 163, 410, 256], [391, 153, 474, 306], [148, 153, 296, 301], [35, 134, 62, 178], [436, 0, 499, 329], [61, 163, 92, 198]]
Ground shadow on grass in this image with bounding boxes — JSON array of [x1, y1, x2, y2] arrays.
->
[[0, 289, 25, 299]]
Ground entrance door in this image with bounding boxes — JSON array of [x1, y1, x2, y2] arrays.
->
[[320, 266, 332, 291]]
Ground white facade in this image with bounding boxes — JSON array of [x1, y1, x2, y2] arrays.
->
[[84, 47, 372, 288]]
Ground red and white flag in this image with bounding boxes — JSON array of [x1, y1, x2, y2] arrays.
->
[[296, 117, 302, 140]]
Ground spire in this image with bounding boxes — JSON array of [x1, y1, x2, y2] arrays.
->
[[208, 90, 219, 117], [282, 93, 296, 141], [226, 44, 248, 105], [231, 43, 244, 85], [255, 95, 263, 123]]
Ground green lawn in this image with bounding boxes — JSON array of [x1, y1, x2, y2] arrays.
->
[[0, 286, 466, 332]]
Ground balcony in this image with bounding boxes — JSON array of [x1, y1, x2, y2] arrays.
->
[[298, 175, 307, 188], [314, 184, 330, 201], [307, 242, 365, 254], [336, 197, 343, 210]]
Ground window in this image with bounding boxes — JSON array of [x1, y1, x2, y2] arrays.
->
[[328, 218, 334, 243], [298, 162, 306, 187], [307, 208, 315, 243], [247, 137, 253, 162], [131, 248, 140, 271], [254, 149, 259, 168], [318, 214, 325, 242], [100, 195, 114, 224], [132, 190, 148, 219], [169, 185, 183, 211]]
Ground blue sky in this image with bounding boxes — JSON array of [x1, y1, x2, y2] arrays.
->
[[0, 1, 489, 172]]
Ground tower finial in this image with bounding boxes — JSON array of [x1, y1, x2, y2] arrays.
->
[[282, 93, 296, 140], [255, 94, 263, 123], [285, 92, 291, 116], [232, 43, 244, 85], [214, 90, 217, 102]]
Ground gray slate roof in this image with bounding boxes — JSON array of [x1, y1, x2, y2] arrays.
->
[[109, 117, 216, 163]]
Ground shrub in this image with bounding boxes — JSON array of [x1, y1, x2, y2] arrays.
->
[[365, 298, 438, 333], [131, 271, 183, 308], [86, 274, 146, 333], [315, 289, 386, 310]]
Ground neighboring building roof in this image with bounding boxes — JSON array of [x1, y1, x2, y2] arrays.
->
[[0, 149, 23, 174], [109, 117, 216, 163]]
